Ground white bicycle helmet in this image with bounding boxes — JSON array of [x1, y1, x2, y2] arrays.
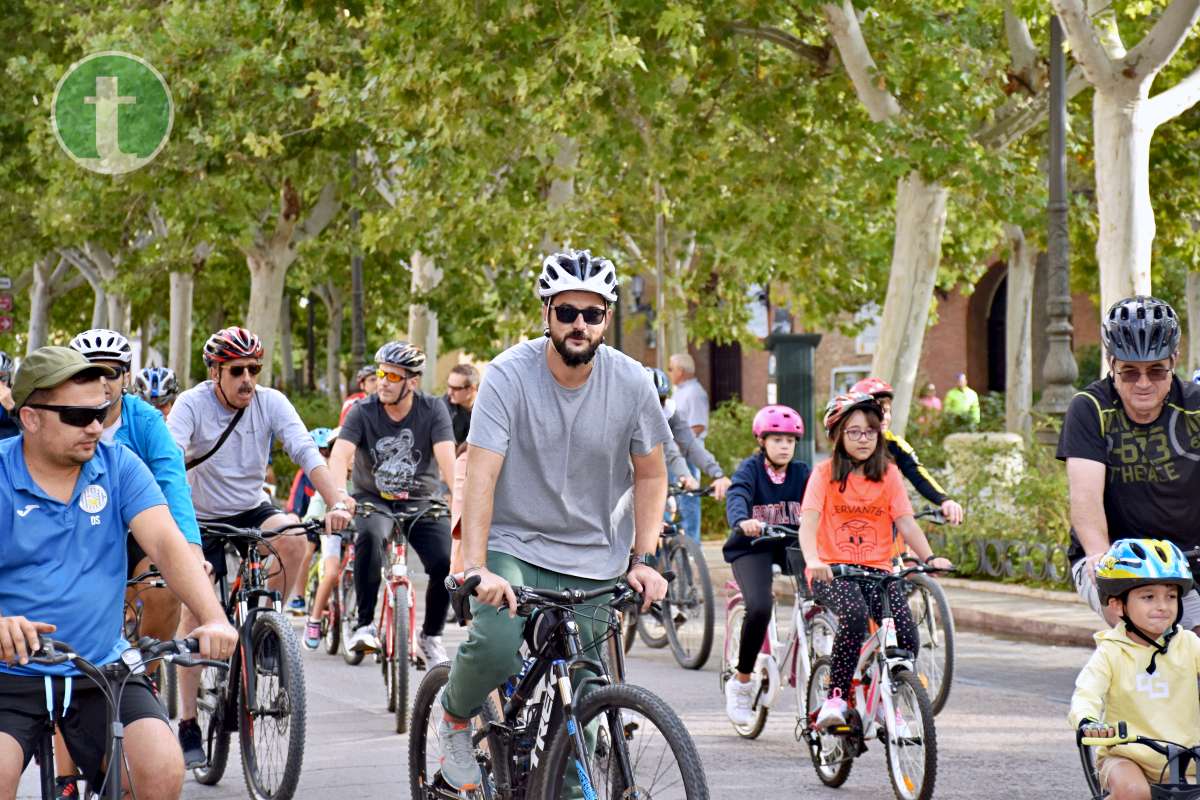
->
[[536, 249, 618, 303], [70, 329, 133, 365]]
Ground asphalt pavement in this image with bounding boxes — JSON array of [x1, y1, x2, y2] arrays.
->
[[17, 613, 1095, 799]]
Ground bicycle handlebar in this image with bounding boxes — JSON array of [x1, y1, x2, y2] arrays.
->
[[199, 518, 324, 541], [732, 524, 799, 545], [30, 636, 230, 671], [444, 571, 675, 627], [831, 563, 953, 582], [914, 507, 947, 525], [668, 485, 714, 498]]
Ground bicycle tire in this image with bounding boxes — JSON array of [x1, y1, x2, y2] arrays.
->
[[883, 669, 937, 800], [163, 661, 178, 719], [719, 604, 768, 739], [636, 604, 669, 650], [621, 607, 638, 654], [804, 657, 854, 787], [193, 663, 232, 785], [1079, 737, 1103, 799], [394, 586, 411, 734], [340, 568, 364, 666], [662, 536, 715, 670], [239, 610, 307, 800], [409, 664, 506, 799], [323, 588, 341, 656], [793, 611, 834, 744], [533, 682, 709, 800], [907, 573, 955, 715]]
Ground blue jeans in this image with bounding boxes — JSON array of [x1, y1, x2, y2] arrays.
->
[[678, 464, 702, 543]]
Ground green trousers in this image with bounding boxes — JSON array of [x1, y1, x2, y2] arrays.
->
[[441, 550, 615, 719]]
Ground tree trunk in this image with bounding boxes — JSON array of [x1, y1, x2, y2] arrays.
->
[[27, 257, 55, 353], [306, 292, 316, 391], [106, 295, 129, 334], [870, 171, 949, 436], [1093, 91, 1155, 311], [244, 246, 294, 386], [1187, 271, 1200, 372], [169, 270, 195, 386], [1005, 225, 1037, 439], [279, 292, 294, 391], [408, 250, 441, 380], [317, 284, 344, 404]]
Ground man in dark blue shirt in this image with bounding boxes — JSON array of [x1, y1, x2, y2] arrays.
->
[[0, 347, 235, 799]]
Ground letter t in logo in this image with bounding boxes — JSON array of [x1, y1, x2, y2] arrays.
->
[[84, 76, 136, 161]]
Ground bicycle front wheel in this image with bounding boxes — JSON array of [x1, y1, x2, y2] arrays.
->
[[239, 610, 307, 800], [534, 683, 709, 800], [393, 587, 411, 734], [883, 668, 937, 800], [907, 573, 955, 715], [162, 661, 179, 719], [193, 663, 231, 785], [804, 657, 854, 787], [339, 568, 363, 666], [719, 604, 768, 739], [636, 603, 669, 649], [409, 664, 506, 799], [662, 537, 715, 670], [621, 607, 638, 654]]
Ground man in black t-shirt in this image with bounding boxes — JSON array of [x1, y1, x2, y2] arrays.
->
[[328, 341, 456, 664], [440, 363, 478, 447], [1057, 295, 1200, 631]]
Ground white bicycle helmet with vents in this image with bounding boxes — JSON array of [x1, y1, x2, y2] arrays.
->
[[536, 249, 619, 303], [70, 329, 133, 365]]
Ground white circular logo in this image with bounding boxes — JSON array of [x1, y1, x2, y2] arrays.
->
[[79, 484, 109, 514]]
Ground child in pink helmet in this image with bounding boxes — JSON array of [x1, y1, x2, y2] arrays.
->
[[721, 404, 810, 727]]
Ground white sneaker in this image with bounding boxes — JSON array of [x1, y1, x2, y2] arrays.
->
[[724, 678, 756, 727], [816, 689, 847, 729], [419, 633, 449, 667], [347, 623, 380, 652]]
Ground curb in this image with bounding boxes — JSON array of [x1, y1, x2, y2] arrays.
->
[[949, 605, 1098, 648]]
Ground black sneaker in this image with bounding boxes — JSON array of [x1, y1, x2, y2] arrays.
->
[[54, 775, 79, 800], [178, 718, 206, 769]]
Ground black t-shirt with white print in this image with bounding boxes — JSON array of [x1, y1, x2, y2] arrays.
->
[[1056, 376, 1200, 561], [339, 393, 453, 500]]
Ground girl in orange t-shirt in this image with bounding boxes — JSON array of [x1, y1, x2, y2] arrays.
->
[[799, 392, 952, 730]]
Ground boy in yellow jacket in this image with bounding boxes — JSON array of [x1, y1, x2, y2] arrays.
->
[[1069, 538, 1200, 800]]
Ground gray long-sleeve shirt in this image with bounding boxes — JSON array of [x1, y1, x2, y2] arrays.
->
[[168, 382, 325, 519], [665, 408, 723, 480]]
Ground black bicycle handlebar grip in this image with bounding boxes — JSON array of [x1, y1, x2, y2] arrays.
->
[[445, 573, 482, 626], [1118, 721, 1127, 738]]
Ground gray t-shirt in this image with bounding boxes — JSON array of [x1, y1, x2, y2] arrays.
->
[[673, 377, 710, 441], [468, 339, 671, 580], [167, 383, 324, 519], [339, 393, 453, 499]]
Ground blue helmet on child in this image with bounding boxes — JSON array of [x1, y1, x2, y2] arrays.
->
[[310, 427, 337, 450]]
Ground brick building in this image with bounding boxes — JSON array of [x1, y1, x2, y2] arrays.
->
[[619, 259, 1102, 428]]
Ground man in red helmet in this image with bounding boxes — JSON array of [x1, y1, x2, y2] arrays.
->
[[166, 326, 353, 768], [851, 377, 964, 525]]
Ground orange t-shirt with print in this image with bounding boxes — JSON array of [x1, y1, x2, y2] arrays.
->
[[800, 460, 914, 571]]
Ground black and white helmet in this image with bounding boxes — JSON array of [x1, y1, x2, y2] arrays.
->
[[1101, 295, 1181, 362], [70, 328, 133, 365], [0, 351, 13, 386], [537, 249, 618, 303], [374, 341, 425, 374]]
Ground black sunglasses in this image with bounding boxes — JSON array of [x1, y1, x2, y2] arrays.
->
[[27, 401, 112, 428], [551, 304, 607, 325], [226, 364, 263, 378]]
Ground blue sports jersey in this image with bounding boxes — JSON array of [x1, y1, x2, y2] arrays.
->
[[0, 437, 166, 676]]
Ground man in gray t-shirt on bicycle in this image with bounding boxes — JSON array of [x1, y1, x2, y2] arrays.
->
[[436, 249, 672, 792]]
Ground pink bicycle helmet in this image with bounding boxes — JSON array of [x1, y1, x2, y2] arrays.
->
[[851, 376, 894, 400], [752, 404, 805, 438]]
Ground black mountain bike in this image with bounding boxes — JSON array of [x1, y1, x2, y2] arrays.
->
[[191, 519, 318, 800], [410, 572, 710, 799], [28, 636, 227, 800]]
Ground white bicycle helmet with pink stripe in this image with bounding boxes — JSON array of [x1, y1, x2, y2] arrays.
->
[[752, 404, 804, 438]]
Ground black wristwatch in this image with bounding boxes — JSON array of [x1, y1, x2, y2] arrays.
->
[[629, 553, 658, 570]]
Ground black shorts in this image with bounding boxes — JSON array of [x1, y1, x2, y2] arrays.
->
[[199, 502, 288, 580], [127, 535, 148, 580], [0, 672, 167, 787]]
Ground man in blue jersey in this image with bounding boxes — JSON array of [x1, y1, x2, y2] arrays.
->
[[0, 348, 235, 800]]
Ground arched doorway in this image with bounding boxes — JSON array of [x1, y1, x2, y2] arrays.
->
[[986, 276, 1007, 392]]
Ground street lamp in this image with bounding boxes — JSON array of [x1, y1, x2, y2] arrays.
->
[[1036, 15, 1079, 442]]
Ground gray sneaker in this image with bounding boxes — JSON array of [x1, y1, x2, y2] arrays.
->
[[436, 715, 482, 791], [347, 623, 380, 653]]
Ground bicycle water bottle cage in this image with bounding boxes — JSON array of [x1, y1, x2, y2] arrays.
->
[[524, 607, 564, 654]]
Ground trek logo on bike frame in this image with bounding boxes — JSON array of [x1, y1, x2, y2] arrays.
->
[[530, 681, 556, 770]]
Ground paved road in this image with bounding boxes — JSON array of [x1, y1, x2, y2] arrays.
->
[[19, 617, 1093, 799]]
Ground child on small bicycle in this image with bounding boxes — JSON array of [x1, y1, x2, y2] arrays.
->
[[1070, 538, 1200, 800], [722, 404, 810, 726], [799, 392, 951, 730]]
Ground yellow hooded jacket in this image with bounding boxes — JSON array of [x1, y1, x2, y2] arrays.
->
[[1068, 623, 1200, 779]]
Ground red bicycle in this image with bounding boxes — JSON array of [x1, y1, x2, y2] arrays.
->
[[358, 497, 449, 734]]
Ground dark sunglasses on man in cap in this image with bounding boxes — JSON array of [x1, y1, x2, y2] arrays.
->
[[26, 401, 112, 428]]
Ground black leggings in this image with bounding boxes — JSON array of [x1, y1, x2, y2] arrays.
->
[[811, 572, 918, 698], [730, 549, 784, 675], [354, 504, 451, 636]]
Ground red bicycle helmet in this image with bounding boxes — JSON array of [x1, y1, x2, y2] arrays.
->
[[823, 392, 882, 437], [203, 326, 264, 367], [851, 376, 894, 400], [752, 404, 804, 438]]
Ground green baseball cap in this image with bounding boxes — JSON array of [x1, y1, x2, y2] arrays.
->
[[12, 346, 117, 410]]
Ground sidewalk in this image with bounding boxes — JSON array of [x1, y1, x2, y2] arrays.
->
[[699, 541, 1103, 648]]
